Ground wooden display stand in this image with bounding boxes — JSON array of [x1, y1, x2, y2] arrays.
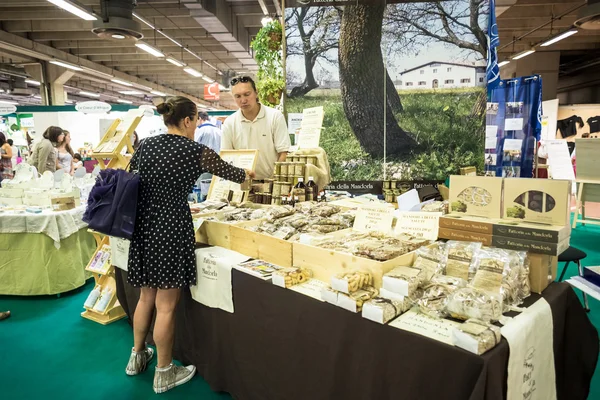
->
[[573, 139, 600, 228], [91, 110, 142, 170], [81, 231, 126, 325]]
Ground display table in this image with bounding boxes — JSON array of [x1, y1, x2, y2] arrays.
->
[[115, 269, 598, 400], [0, 207, 96, 295]]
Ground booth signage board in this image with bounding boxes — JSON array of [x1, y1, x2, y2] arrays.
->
[[288, 113, 303, 134], [204, 83, 220, 101], [0, 104, 17, 115], [76, 101, 112, 114]]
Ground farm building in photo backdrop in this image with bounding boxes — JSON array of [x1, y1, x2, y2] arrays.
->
[[284, 0, 489, 184]]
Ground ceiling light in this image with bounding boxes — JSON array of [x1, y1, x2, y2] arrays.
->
[[202, 76, 214, 83], [498, 60, 510, 68], [64, 99, 74, 104], [197, 104, 208, 108], [79, 91, 100, 98], [151, 90, 166, 96], [0, 89, 4, 93], [47, 0, 97, 21], [218, 84, 226, 91], [158, 31, 183, 47], [25, 79, 41, 86], [135, 42, 164, 58], [204, 61, 217, 70], [166, 57, 185, 67], [0, 100, 19, 105], [111, 34, 126, 40], [118, 99, 133, 104], [184, 48, 203, 61], [540, 30, 578, 47], [119, 90, 143, 95], [111, 79, 133, 87], [184, 67, 202, 77], [50, 60, 83, 71], [261, 17, 273, 27], [217, 70, 223, 76], [33, 95, 42, 99], [132, 13, 155, 29], [511, 50, 535, 60]]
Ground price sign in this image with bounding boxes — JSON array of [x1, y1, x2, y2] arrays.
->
[[353, 205, 395, 233], [394, 211, 441, 240]]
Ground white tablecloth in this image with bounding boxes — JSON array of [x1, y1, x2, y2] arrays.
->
[[0, 206, 87, 247]]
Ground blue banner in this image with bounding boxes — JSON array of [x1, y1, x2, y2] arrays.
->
[[486, 75, 543, 178], [486, 0, 500, 92]]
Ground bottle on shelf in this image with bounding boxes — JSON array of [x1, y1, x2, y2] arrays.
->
[[318, 191, 326, 202], [293, 196, 299, 207], [293, 177, 306, 202], [306, 176, 318, 202], [84, 285, 102, 309], [281, 195, 287, 206]]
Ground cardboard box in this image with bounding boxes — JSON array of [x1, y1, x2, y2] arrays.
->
[[449, 176, 503, 219], [440, 215, 570, 244], [0, 188, 24, 198], [459, 166, 477, 176], [492, 236, 569, 256], [529, 253, 557, 294], [503, 178, 571, 226], [438, 228, 493, 246], [51, 196, 76, 211]]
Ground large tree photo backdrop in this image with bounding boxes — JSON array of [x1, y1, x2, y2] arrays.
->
[[285, 0, 489, 182]]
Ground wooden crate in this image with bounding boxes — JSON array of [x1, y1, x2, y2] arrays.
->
[[193, 205, 268, 249], [292, 231, 417, 288], [229, 219, 294, 267]]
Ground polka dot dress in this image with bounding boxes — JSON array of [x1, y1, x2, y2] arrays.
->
[[127, 134, 246, 289]]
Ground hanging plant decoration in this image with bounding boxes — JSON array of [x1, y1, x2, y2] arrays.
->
[[250, 20, 284, 107]]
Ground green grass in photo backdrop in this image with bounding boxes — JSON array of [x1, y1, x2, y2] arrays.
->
[[287, 87, 485, 181]]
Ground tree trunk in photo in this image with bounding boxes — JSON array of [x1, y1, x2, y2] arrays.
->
[[339, 1, 414, 158], [289, 52, 319, 98], [386, 70, 403, 113]]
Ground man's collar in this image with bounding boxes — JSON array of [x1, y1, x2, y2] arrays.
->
[[199, 122, 216, 128], [240, 103, 265, 122]]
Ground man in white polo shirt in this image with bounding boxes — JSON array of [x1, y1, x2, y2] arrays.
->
[[221, 76, 290, 179]]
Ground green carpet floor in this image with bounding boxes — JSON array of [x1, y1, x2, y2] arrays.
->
[[1, 225, 600, 399]]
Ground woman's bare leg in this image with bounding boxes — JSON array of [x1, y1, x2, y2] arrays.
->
[[153, 288, 181, 367], [133, 287, 157, 352]]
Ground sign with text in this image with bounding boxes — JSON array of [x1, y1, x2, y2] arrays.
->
[[76, 101, 112, 114], [301, 106, 324, 130], [297, 127, 321, 149], [0, 104, 17, 115], [204, 82, 220, 101], [394, 211, 441, 240], [389, 309, 461, 345], [288, 113, 303, 134], [353, 204, 395, 233]]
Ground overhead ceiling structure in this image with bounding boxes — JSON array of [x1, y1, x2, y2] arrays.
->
[[0, 0, 281, 109], [496, 0, 600, 69]]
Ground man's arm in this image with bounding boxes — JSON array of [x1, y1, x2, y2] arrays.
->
[[273, 111, 291, 159]]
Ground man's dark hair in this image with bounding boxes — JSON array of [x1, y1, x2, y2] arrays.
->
[[230, 76, 257, 92], [198, 111, 209, 121], [7, 139, 13, 146]]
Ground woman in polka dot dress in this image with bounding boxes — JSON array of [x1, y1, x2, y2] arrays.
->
[[124, 96, 255, 394]]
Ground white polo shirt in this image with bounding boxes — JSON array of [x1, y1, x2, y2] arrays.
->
[[221, 104, 290, 179]]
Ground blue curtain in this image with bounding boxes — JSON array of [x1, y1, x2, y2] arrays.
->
[[486, 75, 542, 178]]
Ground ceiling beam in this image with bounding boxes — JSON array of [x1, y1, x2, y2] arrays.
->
[[2, 19, 203, 33], [50, 39, 220, 50], [28, 29, 209, 41]]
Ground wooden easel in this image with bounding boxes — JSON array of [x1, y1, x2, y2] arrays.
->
[[81, 231, 127, 325], [572, 138, 600, 228], [91, 110, 142, 170]]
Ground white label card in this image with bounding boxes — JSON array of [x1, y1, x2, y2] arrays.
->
[[486, 125, 498, 138], [394, 211, 441, 240], [272, 274, 286, 288], [504, 139, 523, 151], [301, 106, 324, 130], [505, 118, 524, 131], [290, 279, 328, 302], [297, 127, 322, 149], [287, 113, 303, 134], [389, 309, 461, 345], [353, 205, 395, 233], [485, 137, 498, 150]]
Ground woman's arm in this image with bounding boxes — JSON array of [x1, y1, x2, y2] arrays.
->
[[199, 146, 248, 184], [1, 144, 12, 159]]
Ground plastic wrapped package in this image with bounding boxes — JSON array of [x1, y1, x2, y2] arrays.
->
[[452, 319, 502, 355], [445, 241, 482, 281], [446, 287, 503, 323], [498, 249, 529, 307], [416, 283, 458, 319], [331, 271, 373, 294], [412, 244, 448, 283], [471, 247, 510, 295], [321, 286, 338, 305], [421, 200, 449, 214], [520, 255, 531, 300], [272, 267, 313, 288], [362, 296, 413, 324], [337, 286, 379, 313], [266, 205, 295, 221], [311, 204, 340, 217], [430, 274, 468, 290], [383, 266, 422, 297]]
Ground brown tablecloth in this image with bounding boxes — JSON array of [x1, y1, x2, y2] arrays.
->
[[115, 269, 598, 400]]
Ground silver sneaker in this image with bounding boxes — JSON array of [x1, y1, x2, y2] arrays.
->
[[153, 363, 196, 394], [125, 347, 154, 376]]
